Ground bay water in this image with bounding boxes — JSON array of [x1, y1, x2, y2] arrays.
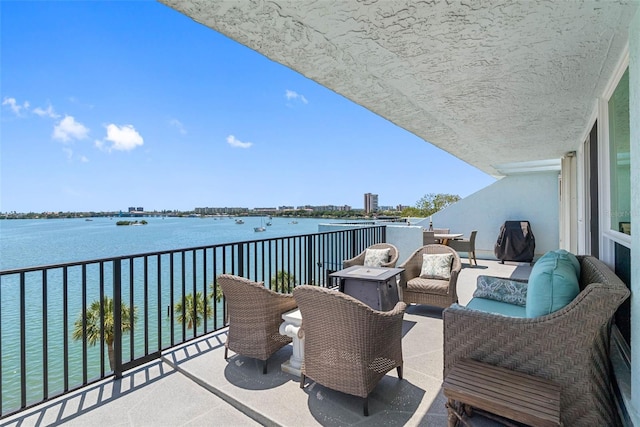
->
[[0, 216, 344, 414]]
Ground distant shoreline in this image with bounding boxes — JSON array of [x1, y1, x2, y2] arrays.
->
[[1, 211, 404, 221]]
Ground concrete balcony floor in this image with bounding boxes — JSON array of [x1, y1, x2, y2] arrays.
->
[[2, 259, 532, 427]]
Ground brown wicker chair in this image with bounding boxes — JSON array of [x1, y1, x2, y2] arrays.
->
[[447, 230, 477, 266], [342, 243, 399, 269], [293, 285, 406, 416], [443, 255, 630, 425], [398, 244, 462, 308], [218, 274, 297, 374]]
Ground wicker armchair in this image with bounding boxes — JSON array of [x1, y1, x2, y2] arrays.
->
[[398, 244, 462, 308], [293, 285, 406, 416], [342, 243, 399, 269], [443, 256, 630, 425], [447, 230, 477, 266], [218, 274, 297, 374]]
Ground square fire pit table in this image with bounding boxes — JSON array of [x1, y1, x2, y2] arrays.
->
[[330, 266, 404, 311]]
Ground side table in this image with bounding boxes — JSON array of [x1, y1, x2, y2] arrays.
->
[[279, 308, 304, 376]]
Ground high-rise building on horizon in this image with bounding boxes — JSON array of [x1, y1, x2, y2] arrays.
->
[[364, 193, 378, 214]]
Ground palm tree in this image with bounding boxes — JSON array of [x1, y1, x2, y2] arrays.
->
[[270, 271, 296, 293], [72, 296, 137, 371], [209, 280, 224, 303], [174, 291, 212, 329]]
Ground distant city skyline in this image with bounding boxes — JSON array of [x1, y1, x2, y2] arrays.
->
[[1, 199, 406, 216], [1, 2, 496, 213]]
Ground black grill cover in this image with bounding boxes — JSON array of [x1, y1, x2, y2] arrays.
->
[[494, 221, 535, 262]]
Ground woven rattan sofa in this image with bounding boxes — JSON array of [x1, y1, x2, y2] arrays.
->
[[293, 285, 406, 416], [218, 274, 297, 374], [443, 255, 630, 425], [342, 243, 399, 269], [398, 244, 462, 308]]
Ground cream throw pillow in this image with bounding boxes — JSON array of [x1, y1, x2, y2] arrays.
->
[[420, 253, 453, 280], [363, 248, 390, 267]]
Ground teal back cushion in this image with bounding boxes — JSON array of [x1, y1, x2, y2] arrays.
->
[[554, 249, 580, 277], [526, 250, 580, 318]]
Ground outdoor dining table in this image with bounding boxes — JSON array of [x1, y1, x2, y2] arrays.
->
[[434, 233, 463, 245]]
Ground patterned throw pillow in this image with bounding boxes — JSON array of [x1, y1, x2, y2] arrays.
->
[[363, 248, 390, 267], [473, 275, 528, 306], [420, 253, 453, 280]]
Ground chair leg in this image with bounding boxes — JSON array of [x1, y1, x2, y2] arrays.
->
[[224, 346, 228, 360], [363, 396, 369, 416], [262, 360, 268, 374], [300, 373, 306, 388], [397, 365, 403, 379]]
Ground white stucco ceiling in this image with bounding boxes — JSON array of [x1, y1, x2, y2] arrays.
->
[[159, 0, 638, 176]]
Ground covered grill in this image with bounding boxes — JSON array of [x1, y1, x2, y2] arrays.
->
[[494, 221, 535, 263]]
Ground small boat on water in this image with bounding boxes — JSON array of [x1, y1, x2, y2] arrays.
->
[[266, 221, 272, 226], [290, 220, 298, 224], [255, 217, 267, 232], [235, 219, 244, 224]]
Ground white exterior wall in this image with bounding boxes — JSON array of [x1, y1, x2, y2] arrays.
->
[[318, 223, 423, 266], [385, 225, 423, 265], [629, 6, 640, 422], [427, 172, 560, 259]]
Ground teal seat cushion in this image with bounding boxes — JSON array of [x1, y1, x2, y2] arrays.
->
[[525, 250, 580, 318], [466, 297, 527, 318]]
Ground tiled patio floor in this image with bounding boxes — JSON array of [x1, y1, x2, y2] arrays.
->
[[1, 259, 532, 427]]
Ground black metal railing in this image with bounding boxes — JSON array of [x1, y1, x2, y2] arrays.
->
[[0, 225, 385, 417]]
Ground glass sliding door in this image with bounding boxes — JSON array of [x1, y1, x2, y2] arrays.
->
[[608, 68, 631, 236]]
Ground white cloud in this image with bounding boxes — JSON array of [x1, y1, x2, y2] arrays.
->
[[226, 135, 253, 149], [169, 118, 187, 135], [80, 155, 89, 163], [53, 115, 89, 142], [2, 97, 30, 116], [97, 124, 144, 152], [33, 104, 60, 118], [285, 89, 308, 104]]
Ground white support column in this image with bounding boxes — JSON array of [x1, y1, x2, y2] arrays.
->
[[279, 309, 304, 376], [559, 153, 577, 252]]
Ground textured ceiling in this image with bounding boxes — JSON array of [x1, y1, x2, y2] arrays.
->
[[159, 0, 638, 176]]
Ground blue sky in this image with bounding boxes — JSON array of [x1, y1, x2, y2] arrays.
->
[[1, 1, 495, 213]]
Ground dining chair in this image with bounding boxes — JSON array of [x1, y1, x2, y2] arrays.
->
[[432, 228, 450, 234], [423, 230, 436, 245], [447, 230, 478, 266], [432, 228, 450, 243]]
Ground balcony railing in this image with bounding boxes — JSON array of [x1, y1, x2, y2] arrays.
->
[[0, 225, 386, 418]]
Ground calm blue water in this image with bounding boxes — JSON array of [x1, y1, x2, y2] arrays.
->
[[0, 216, 344, 270], [0, 216, 346, 414]]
